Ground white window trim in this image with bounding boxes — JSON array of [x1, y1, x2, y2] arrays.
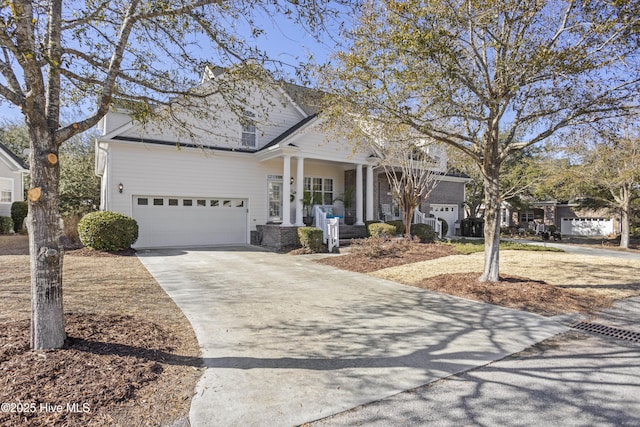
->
[[304, 176, 334, 206], [241, 111, 257, 148], [0, 177, 13, 204]]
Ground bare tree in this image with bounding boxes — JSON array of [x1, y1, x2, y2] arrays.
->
[[0, 0, 339, 349], [374, 134, 447, 236], [320, 0, 640, 281]]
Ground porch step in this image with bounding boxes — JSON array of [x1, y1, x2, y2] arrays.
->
[[339, 224, 367, 240]]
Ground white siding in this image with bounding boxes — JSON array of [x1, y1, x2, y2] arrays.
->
[[105, 142, 276, 231], [0, 159, 25, 218], [103, 142, 352, 232], [116, 85, 305, 151], [288, 128, 372, 164]]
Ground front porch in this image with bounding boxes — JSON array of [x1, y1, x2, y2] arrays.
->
[[253, 224, 367, 250]]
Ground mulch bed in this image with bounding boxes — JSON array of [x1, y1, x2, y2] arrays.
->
[[315, 240, 610, 316], [0, 313, 201, 427], [316, 240, 458, 273], [411, 273, 608, 316]]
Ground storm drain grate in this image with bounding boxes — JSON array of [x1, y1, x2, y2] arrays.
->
[[572, 321, 640, 343]]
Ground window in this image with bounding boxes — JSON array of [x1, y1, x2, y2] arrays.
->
[[519, 211, 534, 222], [0, 178, 12, 203], [153, 198, 164, 206], [137, 198, 148, 206], [183, 199, 193, 206], [241, 111, 256, 148], [304, 177, 334, 205], [168, 199, 178, 206], [210, 200, 219, 207], [197, 199, 206, 207]]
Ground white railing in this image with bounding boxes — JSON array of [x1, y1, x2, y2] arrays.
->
[[414, 209, 443, 238], [326, 218, 339, 252], [314, 205, 340, 252]]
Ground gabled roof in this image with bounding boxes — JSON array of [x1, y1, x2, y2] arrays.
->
[[259, 114, 318, 152], [281, 83, 324, 116], [0, 141, 28, 171]]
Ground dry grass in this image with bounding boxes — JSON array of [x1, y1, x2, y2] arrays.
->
[[0, 235, 202, 426], [318, 239, 640, 316], [370, 250, 640, 301]]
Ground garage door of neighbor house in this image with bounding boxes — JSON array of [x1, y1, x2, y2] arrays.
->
[[560, 217, 613, 236], [430, 204, 458, 237], [132, 196, 248, 248]]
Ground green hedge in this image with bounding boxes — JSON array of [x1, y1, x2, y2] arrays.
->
[[411, 223, 436, 243], [11, 201, 28, 233], [368, 222, 396, 238], [385, 220, 405, 236], [78, 211, 138, 251], [0, 216, 14, 234], [297, 227, 324, 252]]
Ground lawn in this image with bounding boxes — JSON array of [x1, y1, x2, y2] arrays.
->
[[0, 235, 202, 427], [317, 238, 640, 316]]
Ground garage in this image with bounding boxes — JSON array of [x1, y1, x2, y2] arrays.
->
[[560, 217, 614, 236], [132, 195, 248, 248]]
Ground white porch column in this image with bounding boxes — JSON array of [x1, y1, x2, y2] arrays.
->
[[282, 155, 292, 226], [366, 165, 374, 221], [355, 163, 364, 225], [295, 156, 304, 226]]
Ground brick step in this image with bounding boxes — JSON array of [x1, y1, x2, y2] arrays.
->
[[338, 225, 367, 240]]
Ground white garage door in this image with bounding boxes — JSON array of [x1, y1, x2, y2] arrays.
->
[[132, 196, 248, 248], [560, 217, 613, 236]]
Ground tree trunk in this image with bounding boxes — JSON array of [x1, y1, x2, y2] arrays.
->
[[402, 205, 414, 238], [619, 188, 631, 249], [26, 124, 66, 350], [479, 161, 501, 282]]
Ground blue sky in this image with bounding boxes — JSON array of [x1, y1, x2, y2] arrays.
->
[[0, 9, 348, 125]]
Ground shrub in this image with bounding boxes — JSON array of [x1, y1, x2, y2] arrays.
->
[[368, 222, 396, 238], [296, 227, 324, 253], [350, 236, 388, 257], [11, 201, 28, 233], [78, 211, 138, 251], [0, 216, 14, 234], [500, 226, 512, 236], [385, 220, 405, 236], [410, 223, 436, 243], [364, 220, 382, 236]]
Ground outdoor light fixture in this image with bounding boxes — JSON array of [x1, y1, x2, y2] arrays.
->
[[118, 183, 124, 193], [290, 177, 294, 185]]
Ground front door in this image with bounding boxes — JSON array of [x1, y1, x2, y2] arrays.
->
[[267, 176, 283, 223]]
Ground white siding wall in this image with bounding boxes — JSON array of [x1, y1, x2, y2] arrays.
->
[[117, 87, 305, 151], [293, 132, 370, 164], [0, 160, 24, 217], [99, 111, 132, 135], [103, 142, 351, 231]]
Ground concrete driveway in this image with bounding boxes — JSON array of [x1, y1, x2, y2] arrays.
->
[[137, 246, 567, 427]]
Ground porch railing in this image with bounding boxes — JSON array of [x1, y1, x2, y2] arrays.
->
[[414, 209, 443, 238], [314, 205, 340, 252]]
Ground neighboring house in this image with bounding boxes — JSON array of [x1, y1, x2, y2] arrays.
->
[[0, 142, 28, 218], [95, 69, 468, 248], [500, 200, 618, 237]]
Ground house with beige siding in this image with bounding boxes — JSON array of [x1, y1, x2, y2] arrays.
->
[[0, 142, 27, 219], [95, 70, 468, 248]]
